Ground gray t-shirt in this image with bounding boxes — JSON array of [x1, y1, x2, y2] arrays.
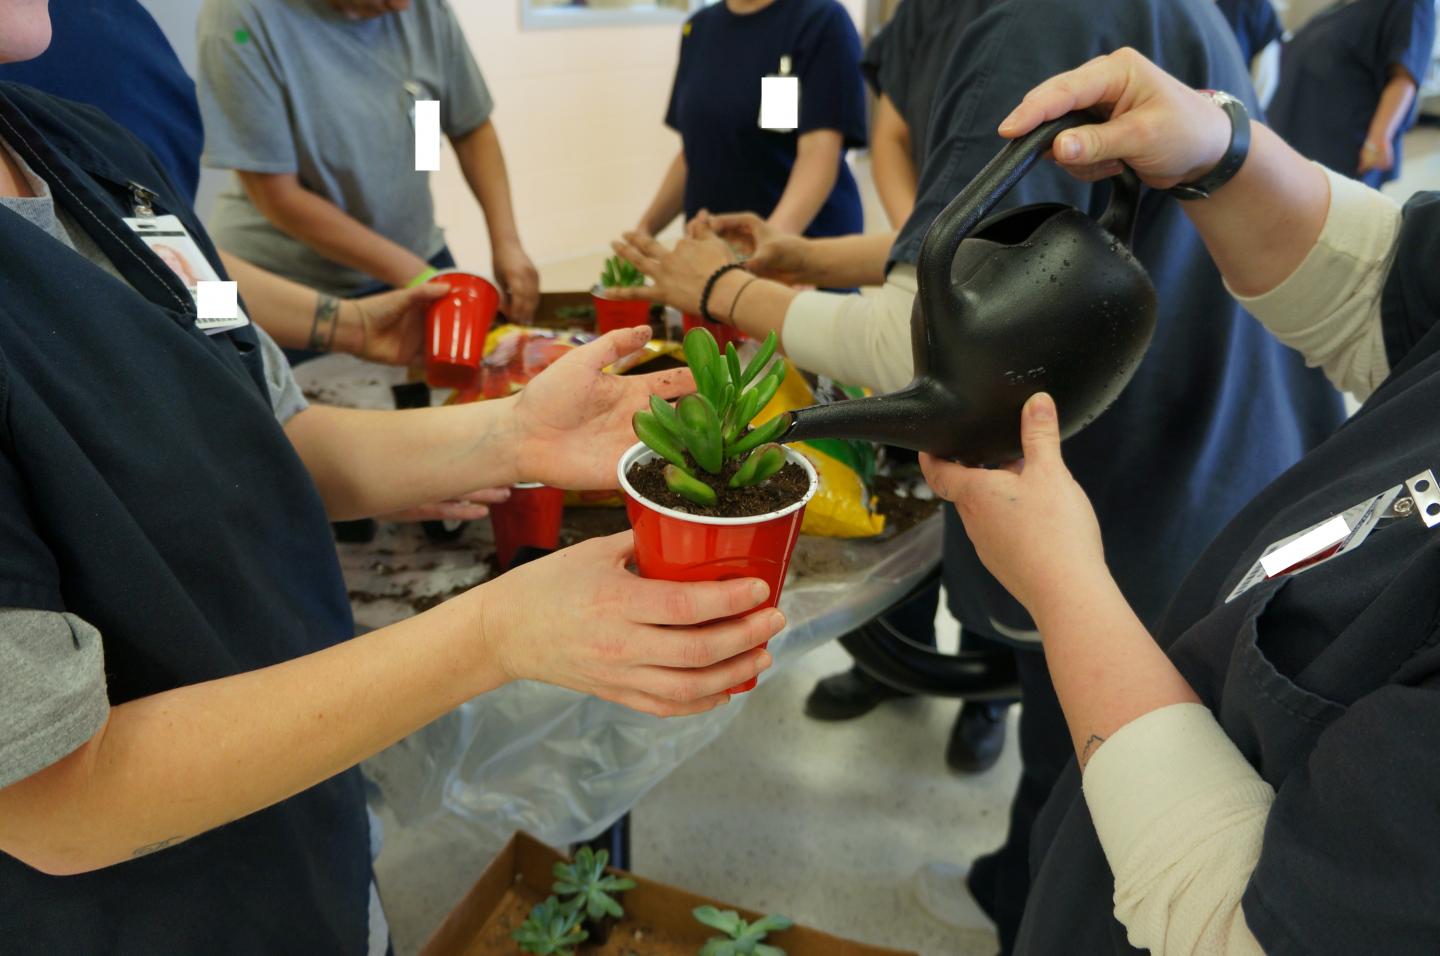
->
[[198, 0, 494, 296]]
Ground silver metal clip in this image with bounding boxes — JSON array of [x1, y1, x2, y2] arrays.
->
[[1404, 470, 1440, 528], [128, 182, 157, 218]]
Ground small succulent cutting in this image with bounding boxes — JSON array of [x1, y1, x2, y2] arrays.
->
[[632, 327, 791, 507], [600, 254, 646, 290], [694, 906, 793, 956], [512, 897, 588, 955], [553, 846, 637, 922]]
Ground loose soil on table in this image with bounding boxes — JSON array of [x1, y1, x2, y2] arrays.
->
[[470, 885, 698, 956], [627, 455, 809, 519], [869, 474, 942, 535]]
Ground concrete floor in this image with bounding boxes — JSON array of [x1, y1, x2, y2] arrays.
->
[[373, 128, 1440, 956]]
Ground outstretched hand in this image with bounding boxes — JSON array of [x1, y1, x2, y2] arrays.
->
[[692, 210, 812, 285], [996, 48, 1232, 188], [515, 326, 695, 490], [920, 394, 1107, 624], [609, 227, 738, 316], [346, 283, 449, 367]]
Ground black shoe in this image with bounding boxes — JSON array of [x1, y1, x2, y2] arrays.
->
[[945, 701, 1008, 774], [804, 666, 912, 721]]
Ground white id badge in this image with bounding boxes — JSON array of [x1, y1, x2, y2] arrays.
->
[[123, 215, 250, 334], [1224, 471, 1439, 603], [760, 55, 799, 131]]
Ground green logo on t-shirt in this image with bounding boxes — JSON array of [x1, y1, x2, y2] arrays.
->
[[234, 28, 250, 44]]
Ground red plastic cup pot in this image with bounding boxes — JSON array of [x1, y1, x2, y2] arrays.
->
[[425, 271, 500, 390], [591, 288, 652, 336], [682, 312, 746, 349], [617, 442, 818, 694], [489, 482, 565, 572]]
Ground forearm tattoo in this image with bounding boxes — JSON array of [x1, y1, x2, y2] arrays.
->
[[1079, 734, 1107, 769], [308, 294, 342, 351]]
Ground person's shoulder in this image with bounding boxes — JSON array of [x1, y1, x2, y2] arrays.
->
[[0, 82, 177, 190], [198, 0, 283, 34], [1, 82, 128, 147]]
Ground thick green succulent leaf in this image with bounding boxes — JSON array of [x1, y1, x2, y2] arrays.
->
[[730, 444, 787, 488], [725, 412, 792, 459], [748, 364, 783, 411], [718, 382, 736, 420], [734, 388, 762, 431], [665, 465, 717, 506], [648, 395, 684, 439], [632, 411, 690, 472], [700, 941, 738, 956], [753, 944, 788, 956], [677, 394, 723, 473], [683, 326, 720, 382], [741, 331, 779, 386], [694, 906, 747, 936], [725, 342, 743, 391], [748, 914, 794, 935]]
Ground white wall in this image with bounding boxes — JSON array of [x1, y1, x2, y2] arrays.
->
[[435, 0, 867, 272]]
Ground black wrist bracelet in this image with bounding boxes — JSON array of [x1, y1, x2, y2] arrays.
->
[[699, 262, 748, 324]]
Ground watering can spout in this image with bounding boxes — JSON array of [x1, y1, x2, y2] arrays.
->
[[782, 381, 941, 453]]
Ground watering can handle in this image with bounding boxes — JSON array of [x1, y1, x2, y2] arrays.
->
[[915, 112, 1143, 318]]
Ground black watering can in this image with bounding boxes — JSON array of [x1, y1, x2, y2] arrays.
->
[[782, 113, 1157, 464]]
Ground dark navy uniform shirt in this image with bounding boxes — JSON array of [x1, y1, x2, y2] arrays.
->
[[860, 0, 989, 168], [1269, 0, 1436, 187], [0, 0, 204, 202], [1216, 0, 1285, 64], [1017, 192, 1440, 955], [665, 0, 868, 238], [0, 83, 370, 953], [891, 0, 1348, 641]]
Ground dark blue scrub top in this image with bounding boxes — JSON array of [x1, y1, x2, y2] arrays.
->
[[665, 0, 868, 238], [0, 0, 203, 201], [1017, 193, 1440, 955], [1216, 0, 1284, 64], [890, 0, 1347, 640], [861, 0, 987, 167], [1269, 0, 1436, 187], [0, 83, 369, 953]]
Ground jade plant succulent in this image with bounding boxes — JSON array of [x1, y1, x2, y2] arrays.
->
[[512, 897, 588, 955], [553, 846, 637, 922], [632, 327, 792, 507], [694, 905, 793, 956], [600, 255, 646, 290]]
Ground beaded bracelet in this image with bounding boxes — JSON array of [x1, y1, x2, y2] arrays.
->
[[699, 262, 748, 324]]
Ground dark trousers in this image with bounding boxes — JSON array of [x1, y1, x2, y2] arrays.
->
[[967, 646, 1071, 955], [864, 575, 1011, 661]]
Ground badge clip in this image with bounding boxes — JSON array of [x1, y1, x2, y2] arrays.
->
[[1401, 469, 1440, 528], [759, 55, 799, 131]]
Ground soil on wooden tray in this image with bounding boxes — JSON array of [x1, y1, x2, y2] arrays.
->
[[473, 886, 697, 956], [627, 454, 809, 519]]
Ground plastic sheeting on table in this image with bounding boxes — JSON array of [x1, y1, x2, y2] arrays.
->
[[292, 354, 943, 849]]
